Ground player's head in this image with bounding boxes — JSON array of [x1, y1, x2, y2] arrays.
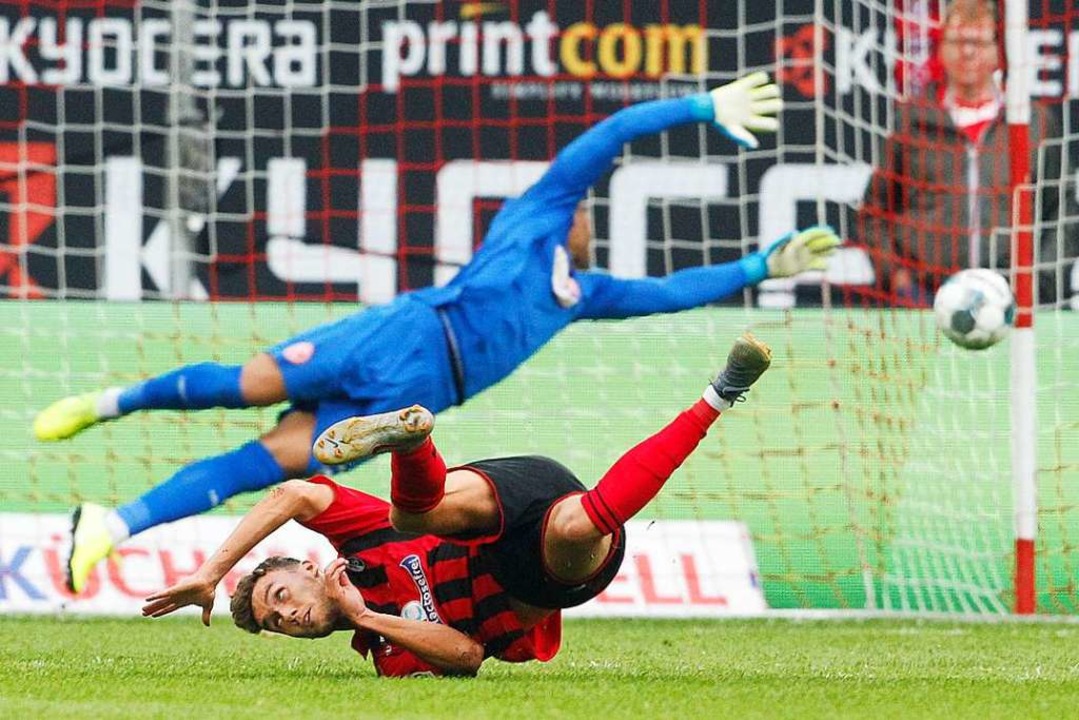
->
[[567, 202, 592, 269], [230, 556, 339, 639], [939, 0, 999, 97]]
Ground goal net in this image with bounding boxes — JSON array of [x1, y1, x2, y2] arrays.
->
[[0, 0, 1076, 615]]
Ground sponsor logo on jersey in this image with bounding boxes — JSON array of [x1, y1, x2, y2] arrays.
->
[[399, 554, 442, 623], [281, 341, 315, 364]]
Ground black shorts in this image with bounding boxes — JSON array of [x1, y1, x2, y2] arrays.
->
[[457, 456, 626, 610]]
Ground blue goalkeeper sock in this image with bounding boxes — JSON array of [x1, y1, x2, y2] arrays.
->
[[117, 363, 246, 414], [115, 441, 287, 536]]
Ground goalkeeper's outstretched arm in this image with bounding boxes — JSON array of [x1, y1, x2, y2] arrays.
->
[[521, 73, 783, 215], [578, 226, 840, 320]]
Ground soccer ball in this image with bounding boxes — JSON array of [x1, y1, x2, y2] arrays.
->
[[933, 269, 1016, 350]]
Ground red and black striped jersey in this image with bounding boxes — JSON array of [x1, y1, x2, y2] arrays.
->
[[299, 475, 561, 677]]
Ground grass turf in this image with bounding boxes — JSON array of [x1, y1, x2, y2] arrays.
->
[[2, 616, 1077, 719]]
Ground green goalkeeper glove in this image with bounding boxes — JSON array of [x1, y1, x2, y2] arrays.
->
[[689, 71, 783, 149], [738, 226, 842, 284]]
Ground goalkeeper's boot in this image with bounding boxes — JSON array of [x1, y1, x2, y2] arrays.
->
[[33, 391, 106, 441], [66, 503, 116, 594], [711, 332, 773, 404], [313, 405, 434, 466]]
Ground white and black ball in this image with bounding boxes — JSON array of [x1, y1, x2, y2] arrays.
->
[[933, 269, 1016, 350]]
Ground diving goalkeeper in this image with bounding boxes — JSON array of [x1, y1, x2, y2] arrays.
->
[[35, 72, 839, 594]]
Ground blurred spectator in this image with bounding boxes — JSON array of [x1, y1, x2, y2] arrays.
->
[[856, 0, 1078, 306]]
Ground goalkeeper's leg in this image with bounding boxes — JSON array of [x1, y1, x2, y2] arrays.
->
[[65, 410, 312, 593], [545, 332, 772, 581], [34, 353, 286, 442]]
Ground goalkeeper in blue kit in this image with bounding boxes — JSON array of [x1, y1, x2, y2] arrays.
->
[[35, 72, 840, 594]]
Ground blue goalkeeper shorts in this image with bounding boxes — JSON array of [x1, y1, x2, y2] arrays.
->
[[267, 297, 458, 471]]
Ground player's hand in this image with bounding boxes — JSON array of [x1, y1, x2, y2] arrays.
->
[[708, 72, 783, 149], [324, 558, 368, 623], [142, 573, 217, 626], [763, 225, 841, 278]]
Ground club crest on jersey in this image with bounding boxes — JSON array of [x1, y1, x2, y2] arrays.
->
[[551, 245, 581, 308], [399, 554, 442, 623], [400, 601, 425, 621], [281, 341, 315, 365]]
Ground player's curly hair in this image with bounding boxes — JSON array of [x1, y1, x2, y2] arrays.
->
[[230, 556, 302, 634]]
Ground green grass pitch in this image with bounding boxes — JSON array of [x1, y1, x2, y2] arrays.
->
[[3, 304, 1079, 717], [2, 616, 1078, 719]]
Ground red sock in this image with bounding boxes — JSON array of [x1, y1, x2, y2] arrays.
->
[[580, 399, 719, 535], [390, 437, 447, 514]]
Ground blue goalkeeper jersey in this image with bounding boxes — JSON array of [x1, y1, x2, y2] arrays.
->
[[409, 95, 751, 399]]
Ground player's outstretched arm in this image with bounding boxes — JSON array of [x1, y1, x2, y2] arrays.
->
[[522, 73, 783, 212], [579, 226, 840, 319], [324, 558, 484, 677], [141, 480, 334, 625]]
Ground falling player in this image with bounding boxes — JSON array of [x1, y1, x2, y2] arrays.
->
[[142, 333, 772, 677]]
